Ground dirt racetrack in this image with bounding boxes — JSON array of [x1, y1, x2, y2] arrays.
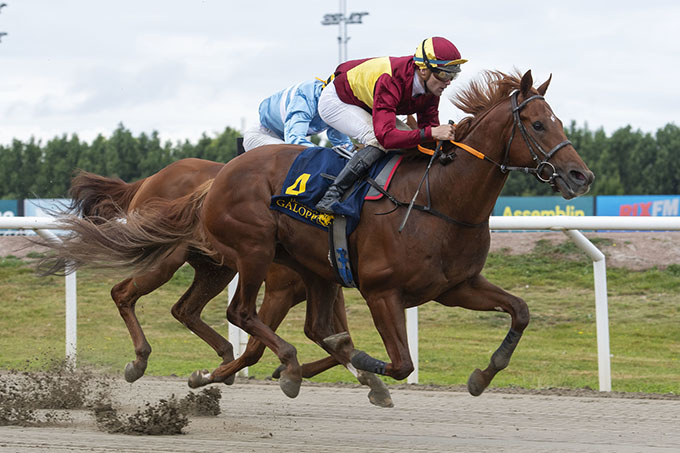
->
[[1, 377, 679, 452]]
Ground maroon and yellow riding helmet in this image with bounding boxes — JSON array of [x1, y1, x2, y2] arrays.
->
[[414, 37, 468, 80]]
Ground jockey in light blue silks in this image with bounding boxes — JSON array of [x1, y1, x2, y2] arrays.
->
[[243, 79, 355, 152]]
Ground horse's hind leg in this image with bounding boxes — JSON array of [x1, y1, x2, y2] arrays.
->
[[190, 268, 303, 397], [173, 256, 237, 385], [234, 266, 303, 397], [261, 266, 342, 379], [436, 274, 530, 396], [197, 255, 302, 397], [225, 264, 307, 380], [111, 246, 187, 382], [214, 265, 348, 385]]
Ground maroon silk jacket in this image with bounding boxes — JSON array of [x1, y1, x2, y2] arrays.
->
[[332, 55, 441, 149]]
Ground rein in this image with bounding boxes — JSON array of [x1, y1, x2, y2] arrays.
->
[[396, 90, 571, 230]]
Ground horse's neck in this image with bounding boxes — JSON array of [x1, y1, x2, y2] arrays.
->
[[429, 119, 511, 225]]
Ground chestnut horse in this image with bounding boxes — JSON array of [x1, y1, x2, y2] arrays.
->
[[65, 158, 392, 406], [41, 70, 593, 400]]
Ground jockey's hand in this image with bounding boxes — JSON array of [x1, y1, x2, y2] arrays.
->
[[431, 123, 456, 141]]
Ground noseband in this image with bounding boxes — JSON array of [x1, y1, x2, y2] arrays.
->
[[501, 91, 572, 186]]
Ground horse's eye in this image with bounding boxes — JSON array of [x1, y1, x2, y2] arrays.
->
[[532, 121, 544, 131]]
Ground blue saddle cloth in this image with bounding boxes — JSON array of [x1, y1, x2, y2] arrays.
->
[[270, 146, 397, 235]]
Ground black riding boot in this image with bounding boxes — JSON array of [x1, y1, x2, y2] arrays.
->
[[315, 145, 384, 214]]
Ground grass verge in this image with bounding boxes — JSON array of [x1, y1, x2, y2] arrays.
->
[[0, 239, 678, 394]]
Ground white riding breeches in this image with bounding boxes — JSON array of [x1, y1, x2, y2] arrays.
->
[[243, 124, 285, 151], [318, 82, 384, 150], [318, 82, 412, 151]]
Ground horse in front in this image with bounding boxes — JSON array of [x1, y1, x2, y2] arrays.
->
[[39, 70, 593, 402]]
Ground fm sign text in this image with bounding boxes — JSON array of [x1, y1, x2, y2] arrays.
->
[[619, 199, 679, 216]]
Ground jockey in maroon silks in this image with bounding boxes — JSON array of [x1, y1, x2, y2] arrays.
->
[[315, 36, 467, 214]]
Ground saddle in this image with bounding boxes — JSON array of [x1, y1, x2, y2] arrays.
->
[[270, 146, 402, 287]]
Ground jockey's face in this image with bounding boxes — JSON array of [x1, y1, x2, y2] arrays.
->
[[424, 69, 451, 97]]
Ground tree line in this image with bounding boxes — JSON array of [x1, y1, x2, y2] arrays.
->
[[0, 124, 241, 199], [0, 121, 678, 199]]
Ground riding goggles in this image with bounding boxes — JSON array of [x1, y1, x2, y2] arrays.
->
[[431, 67, 460, 82], [419, 40, 462, 83]]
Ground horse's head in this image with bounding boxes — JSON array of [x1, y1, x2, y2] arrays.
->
[[503, 70, 594, 199]]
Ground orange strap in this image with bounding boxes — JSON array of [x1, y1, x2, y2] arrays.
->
[[418, 140, 486, 160], [451, 140, 485, 160], [416, 143, 436, 155]]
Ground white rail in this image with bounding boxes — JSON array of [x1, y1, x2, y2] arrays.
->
[[0, 217, 77, 368], [3, 216, 680, 391]]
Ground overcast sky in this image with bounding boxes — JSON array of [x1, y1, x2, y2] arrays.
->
[[1, 1, 678, 146]]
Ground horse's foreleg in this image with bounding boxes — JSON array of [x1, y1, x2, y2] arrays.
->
[[305, 284, 393, 408], [173, 258, 236, 385], [354, 290, 414, 381], [299, 286, 347, 376], [324, 291, 412, 382], [111, 247, 186, 382], [436, 274, 530, 396]]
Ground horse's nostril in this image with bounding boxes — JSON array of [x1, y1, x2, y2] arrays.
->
[[570, 170, 585, 182]]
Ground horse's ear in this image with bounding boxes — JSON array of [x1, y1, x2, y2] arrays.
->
[[537, 73, 552, 96], [520, 70, 533, 97]]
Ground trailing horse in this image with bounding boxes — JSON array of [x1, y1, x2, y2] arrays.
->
[[40, 70, 593, 401], [61, 158, 391, 406]]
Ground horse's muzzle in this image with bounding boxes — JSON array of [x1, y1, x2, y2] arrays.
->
[[553, 165, 594, 199]]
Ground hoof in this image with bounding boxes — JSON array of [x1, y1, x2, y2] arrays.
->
[[271, 364, 285, 379], [323, 331, 351, 351], [188, 369, 211, 389], [124, 361, 146, 383], [218, 358, 236, 385], [357, 370, 393, 408], [279, 372, 301, 398], [467, 368, 487, 397]]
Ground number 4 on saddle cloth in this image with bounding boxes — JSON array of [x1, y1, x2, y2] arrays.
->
[[270, 146, 402, 288]]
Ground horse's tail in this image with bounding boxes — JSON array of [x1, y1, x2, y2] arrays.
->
[[38, 180, 216, 276], [67, 170, 146, 221]]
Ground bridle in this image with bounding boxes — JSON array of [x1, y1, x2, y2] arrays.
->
[[500, 90, 572, 185], [394, 90, 572, 230], [419, 90, 572, 187]]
